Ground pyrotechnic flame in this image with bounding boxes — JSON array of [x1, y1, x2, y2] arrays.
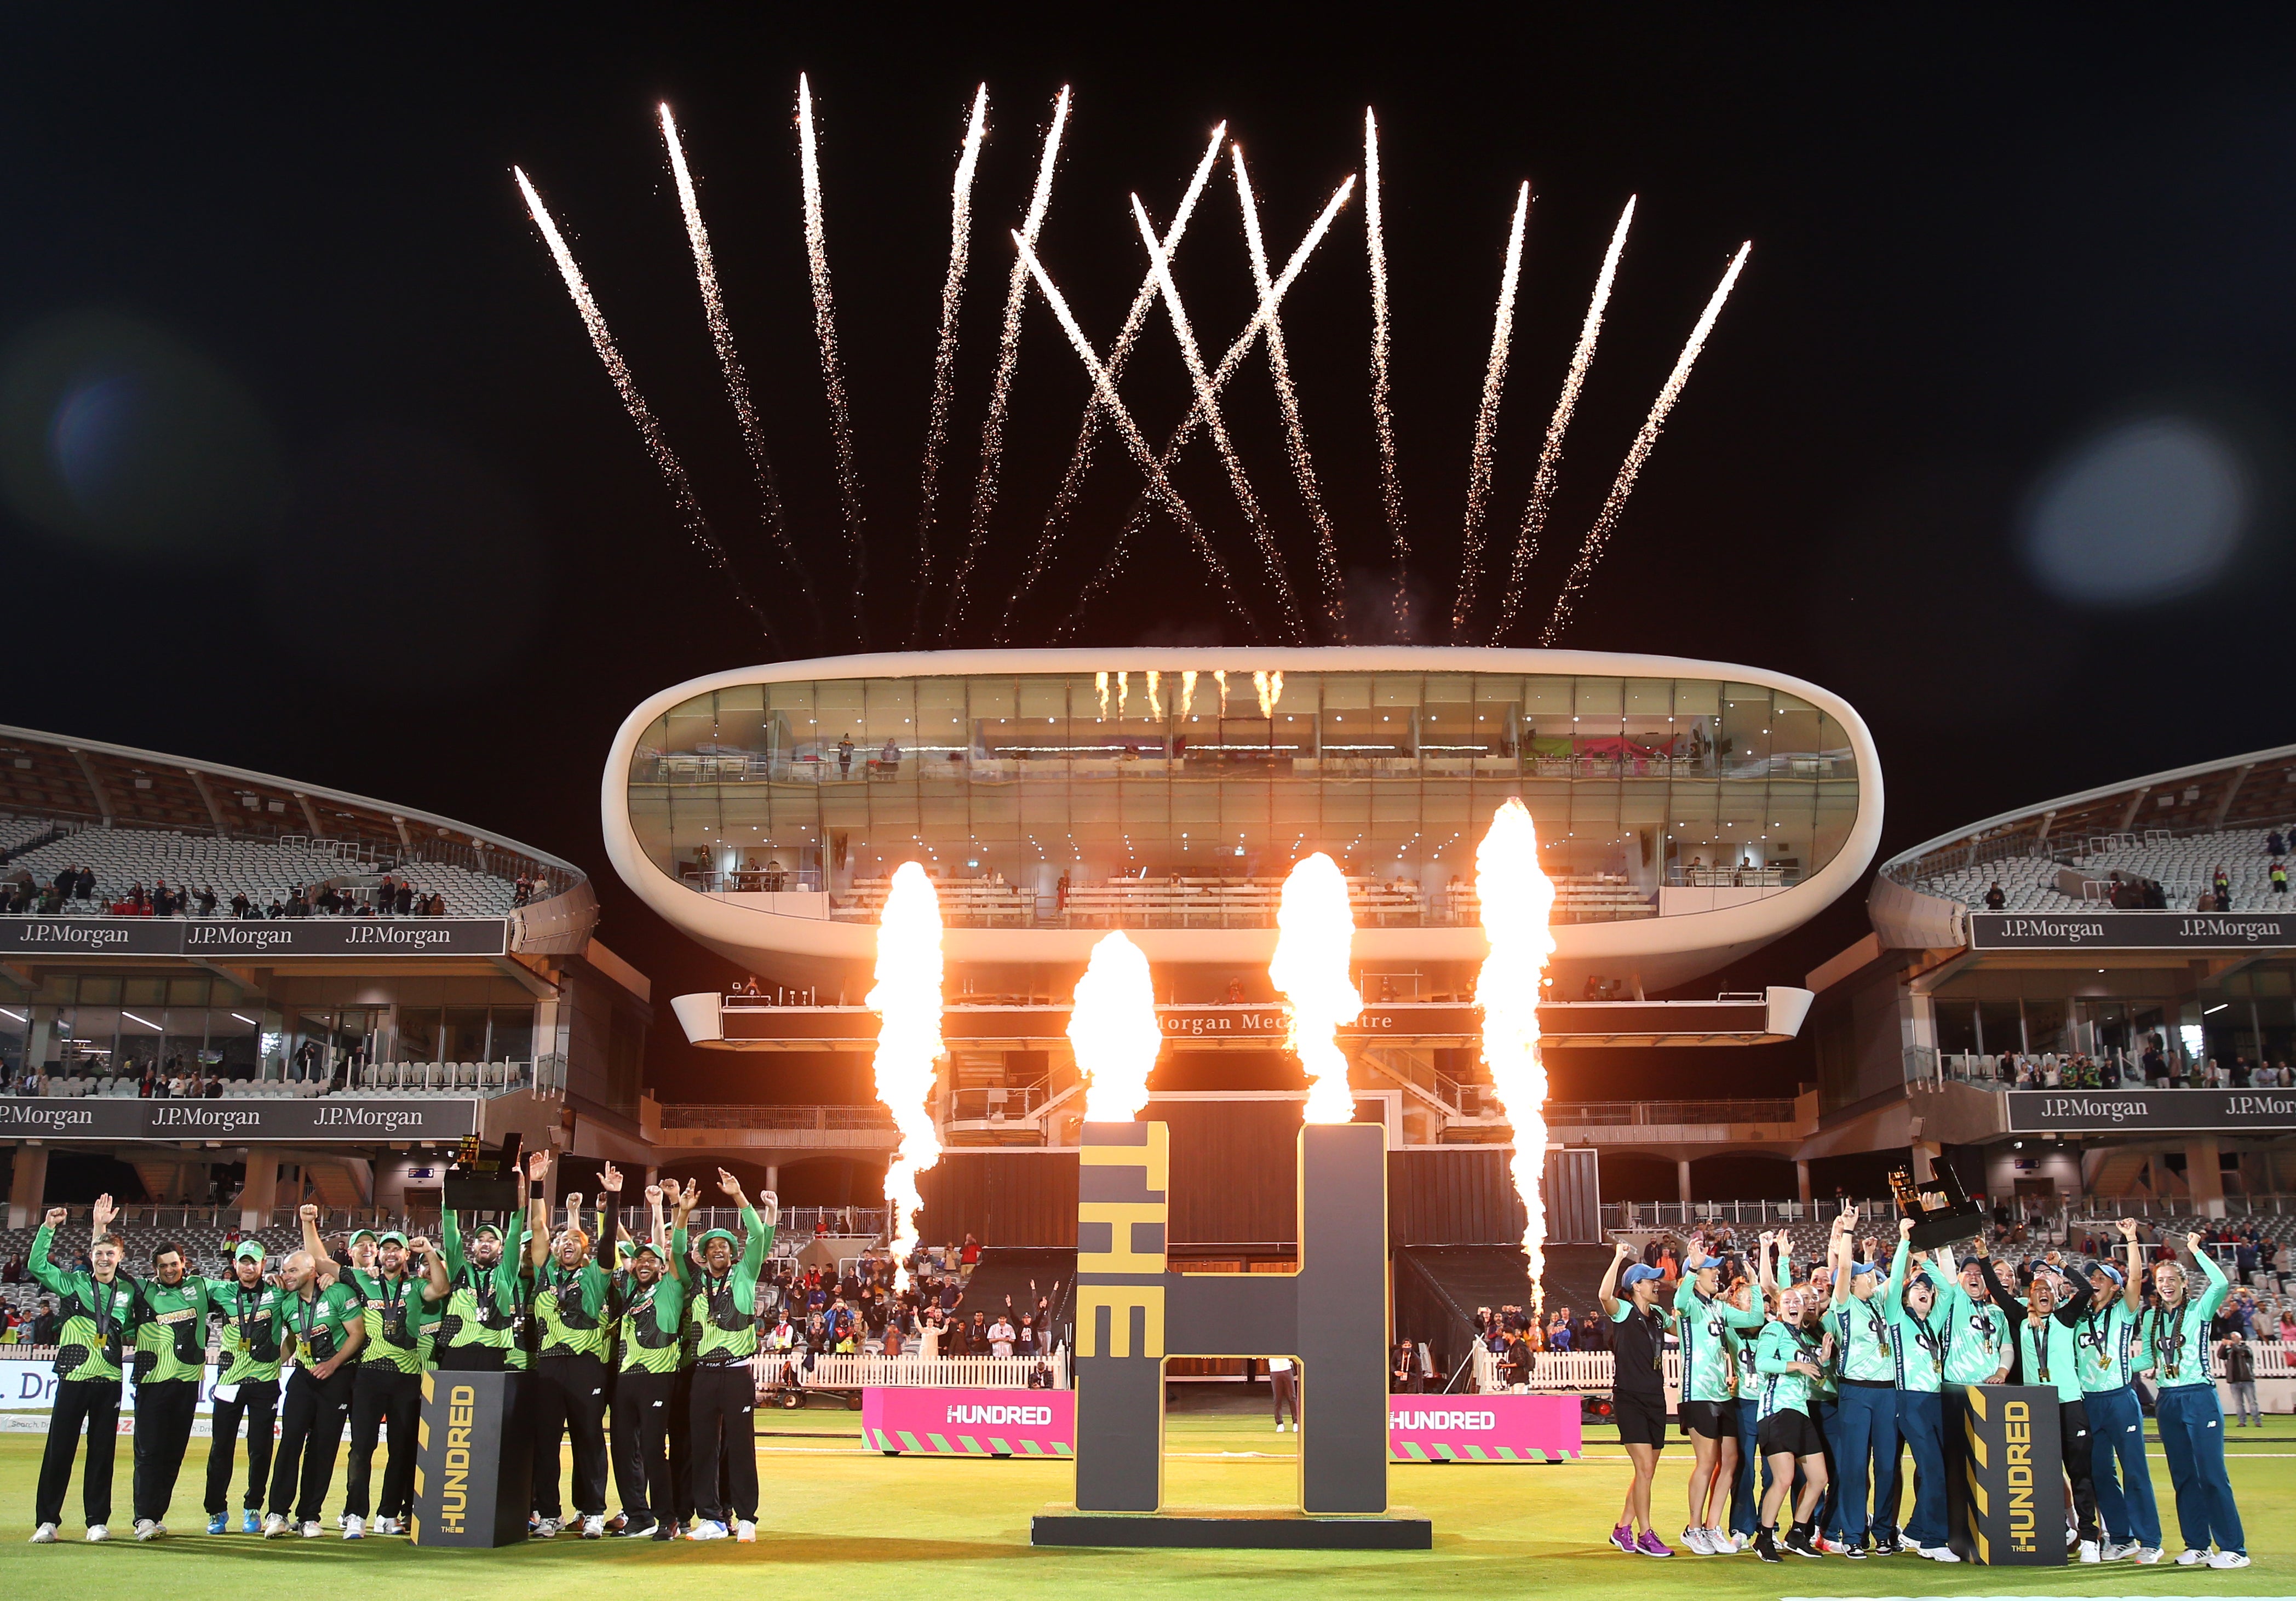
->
[[1541, 242, 1750, 645], [1233, 145, 1345, 639], [1179, 670, 1196, 719], [908, 84, 990, 645], [1072, 930, 1161, 1122], [1132, 192, 1303, 641], [1364, 110, 1410, 635], [867, 861, 946, 1284], [512, 167, 777, 641], [1474, 800, 1558, 1317], [1095, 670, 1109, 719], [658, 105, 817, 623], [944, 86, 1071, 636], [1145, 670, 1163, 719], [1252, 670, 1283, 718], [1450, 181, 1532, 642], [1117, 670, 1130, 717], [1213, 670, 1229, 715], [1494, 196, 1635, 645], [996, 127, 1226, 645], [796, 75, 869, 641], [1271, 853, 1362, 1124]]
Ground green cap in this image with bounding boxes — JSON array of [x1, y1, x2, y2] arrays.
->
[[470, 1223, 505, 1241], [377, 1230, 409, 1248], [349, 1228, 379, 1246], [634, 1241, 667, 1262], [695, 1228, 739, 1249], [233, 1241, 267, 1264]]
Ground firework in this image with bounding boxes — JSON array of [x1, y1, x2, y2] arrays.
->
[[658, 105, 818, 624], [1493, 196, 1635, 645], [512, 167, 776, 640], [906, 85, 990, 646], [1473, 799, 1558, 1318], [1072, 930, 1161, 1122], [1364, 110, 1410, 635], [1541, 242, 1750, 645], [797, 75, 869, 641], [867, 861, 946, 1286], [1449, 181, 1531, 642], [1270, 853, 1362, 1125]]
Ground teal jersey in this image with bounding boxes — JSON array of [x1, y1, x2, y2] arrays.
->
[[213, 1278, 290, 1385], [2138, 1250, 2230, 1390], [2016, 1311, 2084, 1402], [1832, 1289, 1898, 1384], [1879, 1240, 1948, 1394], [282, 1282, 363, 1368], [28, 1225, 137, 1384], [1933, 1248, 2012, 1385], [1754, 1319, 1823, 1419], [133, 1273, 217, 1385], [678, 1204, 772, 1363], [1673, 1279, 1764, 1403], [2074, 1300, 2141, 1393]]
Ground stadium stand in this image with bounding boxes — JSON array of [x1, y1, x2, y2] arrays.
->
[[1915, 823, 2296, 914], [3, 826, 519, 916]]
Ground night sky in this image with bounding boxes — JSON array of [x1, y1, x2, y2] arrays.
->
[[4, 14, 2292, 1140]]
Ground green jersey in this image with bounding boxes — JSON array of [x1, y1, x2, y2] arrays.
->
[[616, 1268, 688, 1375], [2137, 1249, 2230, 1391], [2073, 1300, 2140, 1393], [281, 1281, 363, 1370], [1832, 1281, 1898, 1385], [28, 1224, 137, 1384], [348, 1266, 437, 1374], [1754, 1318, 1824, 1419], [1881, 1242, 1949, 1395], [679, 1204, 771, 1364], [1933, 1251, 2013, 1385], [1673, 1278, 1764, 1403], [133, 1272, 218, 1385], [533, 1258, 616, 1362], [430, 1210, 530, 1369], [213, 1277, 290, 1385]]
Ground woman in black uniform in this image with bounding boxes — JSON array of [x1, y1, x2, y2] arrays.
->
[[1599, 1243, 1677, 1556]]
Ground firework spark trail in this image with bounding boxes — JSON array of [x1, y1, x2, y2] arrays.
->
[[995, 128, 1226, 645], [1132, 194, 1304, 642], [941, 86, 1071, 639], [1233, 146, 1346, 640], [1474, 799, 1557, 1319], [659, 105, 819, 628], [1448, 181, 1531, 643], [1541, 242, 1750, 645], [513, 167, 778, 642], [797, 75, 869, 643], [1492, 195, 1635, 645], [1012, 229, 1261, 638], [1053, 178, 1358, 641], [1364, 110, 1410, 636], [905, 84, 990, 647]]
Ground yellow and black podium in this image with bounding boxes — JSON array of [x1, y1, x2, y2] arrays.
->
[[1947, 1384, 2064, 1565], [411, 1369, 531, 1547]]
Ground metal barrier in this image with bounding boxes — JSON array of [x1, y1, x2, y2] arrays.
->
[[771, 1351, 1069, 1390]]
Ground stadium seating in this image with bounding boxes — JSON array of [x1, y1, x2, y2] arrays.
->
[[2, 824, 518, 916], [20, 1060, 539, 1099], [1920, 824, 2296, 913]]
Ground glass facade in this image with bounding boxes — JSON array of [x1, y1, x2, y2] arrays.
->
[[628, 669, 1861, 928]]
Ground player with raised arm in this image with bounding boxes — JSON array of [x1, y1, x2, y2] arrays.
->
[[308, 1207, 435, 1539], [607, 1179, 694, 1539], [125, 1230, 217, 1539], [1599, 1240, 1675, 1556], [262, 1210, 366, 1539], [422, 1163, 531, 1370], [685, 1168, 776, 1543], [2075, 1218, 2160, 1562], [203, 1241, 286, 1534], [1752, 1276, 1834, 1562], [525, 1149, 618, 1538], [2136, 1231, 2247, 1567], [1974, 1242, 2100, 1559], [1826, 1209, 1895, 1557], [1879, 1219, 1957, 1561], [28, 1196, 137, 1544], [1674, 1238, 1765, 1553]]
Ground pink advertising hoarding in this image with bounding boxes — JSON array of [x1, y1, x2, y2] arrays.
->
[[864, 1387, 1075, 1456], [1387, 1392, 1582, 1462]]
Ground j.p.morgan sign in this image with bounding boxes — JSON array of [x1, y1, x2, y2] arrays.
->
[[0, 916, 508, 957], [1969, 910, 2296, 952], [0, 1097, 480, 1142], [2006, 1088, 2296, 1134]]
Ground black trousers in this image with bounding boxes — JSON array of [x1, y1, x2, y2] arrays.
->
[[130, 1377, 200, 1523], [345, 1366, 422, 1519], [268, 1367, 354, 1524], [2060, 1397, 2102, 1543], [670, 1369, 694, 1521], [530, 1352, 611, 1519], [204, 1379, 280, 1514], [687, 1362, 757, 1523], [611, 1369, 680, 1524], [36, 1377, 122, 1529]]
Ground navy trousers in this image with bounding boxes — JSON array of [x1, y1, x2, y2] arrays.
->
[[2084, 1383, 2160, 1547], [1832, 1383, 1898, 1543], [2155, 1385, 2244, 1556]]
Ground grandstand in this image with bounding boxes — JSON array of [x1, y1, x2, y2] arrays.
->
[[1913, 824, 2296, 914]]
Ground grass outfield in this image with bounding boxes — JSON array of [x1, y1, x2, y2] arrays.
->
[[0, 1401, 2289, 1598]]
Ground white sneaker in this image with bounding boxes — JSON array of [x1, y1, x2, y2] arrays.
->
[[2209, 1551, 2251, 1569], [261, 1514, 289, 1539], [1731, 1531, 1753, 1552], [533, 1518, 559, 1539], [2177, 1547, 2209, 1566], [687, 1519, 728, 1541], [2102, 1539, 2140, 1561], [85, 1525, 108, 1543], [342, 1514, 365, 1541], [28, 1524, 56, 1544], [133, 1519, 159, 1542], [2134, 1546, 2164, 1565], [1681, 1526, 1713, 1556], [580, 1514, 604, 1540], [300, 1522, 323, 1539], [735, 1520, 756, 1543], [2079, 1539, 2100, 1563], [1924, 1544, 1962, 1563], [373, 1515, 400, 1536]]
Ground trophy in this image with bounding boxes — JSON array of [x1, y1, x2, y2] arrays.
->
[[442, 1132, 523, 1213], [1887, 1156, 1984, 1252]]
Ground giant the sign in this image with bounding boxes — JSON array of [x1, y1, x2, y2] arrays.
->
[[2005, 1087, 2296, 1134], [0, 916, 509, 957], [0, 1096, 479, 1142], [1970, 909, 2296, 951]]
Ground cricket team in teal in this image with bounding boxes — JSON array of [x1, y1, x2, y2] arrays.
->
[[1601, 1207, 2252, 1568], [25, 1151, 779, 1547]]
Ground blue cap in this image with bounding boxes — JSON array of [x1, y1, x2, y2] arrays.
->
[[1621, 1264, 1664, 1287], [2089, 1260, 2125, 1286], [1850, 1260, 1880, 1278]]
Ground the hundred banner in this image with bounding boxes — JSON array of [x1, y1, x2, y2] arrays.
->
[[1947, 1383, 2065, 1565], [411, 1369, 529, 1547]]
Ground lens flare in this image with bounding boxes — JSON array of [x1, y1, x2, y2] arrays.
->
[[866, 860, 946, 1283], [1474, 799, 1557, 1317], [1450, 181, 1531, 642], [1072, 930, 1161, 1122], [1271, 853, 1361, 1124]]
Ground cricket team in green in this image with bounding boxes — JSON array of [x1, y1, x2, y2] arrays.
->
[[26, 1150, 778, 1546], [1599, 1207, 2252, 1567]]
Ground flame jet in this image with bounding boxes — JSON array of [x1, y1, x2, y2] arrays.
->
[[1271, 853, 1362, 1124], [1072, 931, 1161, 1122], [867, 861, 946, 1284], [1473, 800, 1558, 1316]]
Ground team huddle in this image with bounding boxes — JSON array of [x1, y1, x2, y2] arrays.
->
[[27, 1151, 777, 1545], [1599, 1209, 2251, 1567]]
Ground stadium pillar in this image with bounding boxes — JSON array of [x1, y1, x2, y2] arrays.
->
[[1795, 1160, 1812, 1204], [766, 1164, 780, 1194], [1677, 1158, 1693, 1204], [2184, 1136, 2226, 1219], [7, 1145, 47, 1228], [240, 1154, 279, 1231]]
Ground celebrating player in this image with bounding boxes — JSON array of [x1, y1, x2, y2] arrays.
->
[[1752, 1279, 1833, 1562], [525, 1150, 618, 1538], [684, 1168, 776, 1542], [203, 1241, 285, 1535], [127, 1234, 215, 1539], [310, 1213, 436, 1538], [1674, 1241, 1764, 1553], [1598, 1241, 1675, 1556], [2137, 1232, 2247, 1567], [1826, 1210, 1896, 1557], [28, 1197, 135, 1544], [262, 1220, 365, 1539], [2076, 1219, 2160, 1562]]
